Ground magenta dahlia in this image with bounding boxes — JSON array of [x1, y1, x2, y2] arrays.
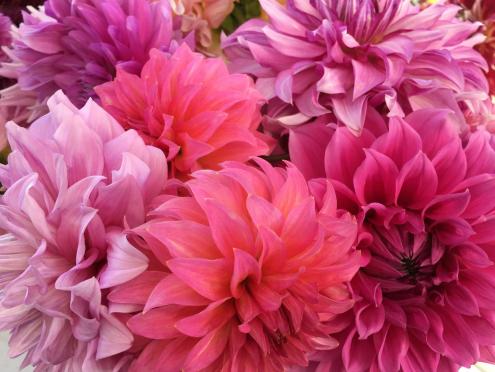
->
[[297, 110, 495, 371], [222, 0, 488, 134], [108, 159, 361, 371], [0, 91, 168, 369], [0, 0, 186, 109]]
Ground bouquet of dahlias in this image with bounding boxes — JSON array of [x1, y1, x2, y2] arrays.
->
[[1, 0, 495, 371]]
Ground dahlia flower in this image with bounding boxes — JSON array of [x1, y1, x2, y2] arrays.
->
[[0, 0, 185, 109], [96, 44, 272, 178], [108, 159, 361, 371], [295, 110, 495, 371], [0, 91, 167, 369], [222, 0, 488, 134], [169, 0, 235, 48]]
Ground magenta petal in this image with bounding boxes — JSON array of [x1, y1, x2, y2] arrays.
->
[[458, 175, 495, 219], [424, 192, 470, 220], [396, 152, 438, 210], [355, 303, 386, 339], [353, 149, 399, 205], [373, 117, 422, 168], [445, 283, 480, 316], [325, 127, 375, 188], [464, 130, 495, 177], [289, 122, 333, 179], [377, 325, 409, 372], [342, 329, 375, 371]]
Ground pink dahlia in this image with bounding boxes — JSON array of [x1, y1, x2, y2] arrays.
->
[[108, 159, 361, 371], [222, 0, 488, 133], [0, 0, 186, 109], [299, 110, 495, 371], [96, 44, 272, 178], [0, 91, 168, 369]]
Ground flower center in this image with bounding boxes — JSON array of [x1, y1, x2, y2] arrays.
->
[[272, 330, 288, 346], [363, 224, 440, 295], [399, 256, 422, 284]]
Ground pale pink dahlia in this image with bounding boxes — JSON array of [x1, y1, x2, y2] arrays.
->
[[302, 110, 495, 371], [96, 44, 272, 178], [108, 159, 361, 371], [0, 0, 186, 108], [222, 0, 488, 133], [0, 91, 167, 369]]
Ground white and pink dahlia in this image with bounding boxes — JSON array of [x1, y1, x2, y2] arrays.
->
[[223, 0, 488, 133], [297, 110, 495, 371], [108, 160, 361, 371], [0, 91, 167, 369]]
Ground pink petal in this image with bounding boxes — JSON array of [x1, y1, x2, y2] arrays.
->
[[231, 249, 261, 298], [144, 275, 209, 311], [167, 257, 231, 301], [175, 299, 235, 337], [183, 325, 231, 370], [353, 149, 399, 205]]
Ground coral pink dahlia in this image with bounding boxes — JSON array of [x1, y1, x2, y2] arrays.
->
[[222, 0, 488, 134], [109, 159, 361, 371], [309, 110, 495, 371], [96, 44, 272, 178], [0, 91, 167, 369]]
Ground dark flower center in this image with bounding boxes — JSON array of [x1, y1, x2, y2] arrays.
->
[[272, 330, 288, 346], [399, 256, 422, 284], [363, 223, 440, 296]]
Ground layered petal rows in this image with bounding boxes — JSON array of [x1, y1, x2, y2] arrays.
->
[[306, 110, 495, 371], [0, 91, 167, 369], [223, 0, 488, 133], [0, 0, 185, 109], [96, 44, 272, 177], [0, 0, 494, 371], [109, 160, 361, 371]]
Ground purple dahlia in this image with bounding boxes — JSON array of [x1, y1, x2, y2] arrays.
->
[[0, 0, 187, 108], [223, 0, 489, 134]]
